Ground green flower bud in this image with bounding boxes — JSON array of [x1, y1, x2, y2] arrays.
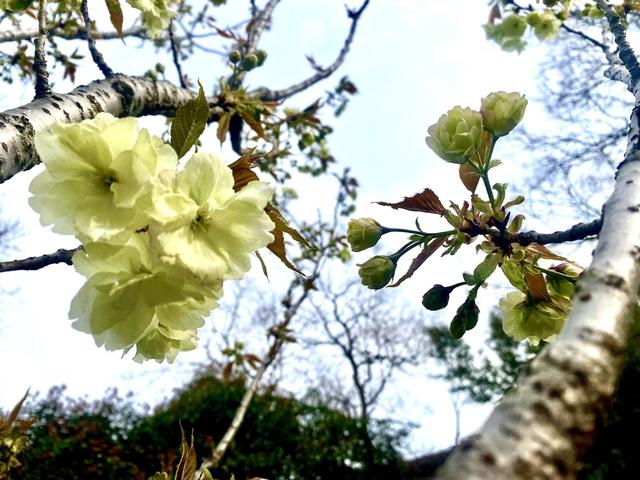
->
[[358, 256, 395, 290], [425, 106, 484, 163], [533, 11, 561, 40], [422, 284, 452, 311], [241, 54, 259, 71], [347, 218, 383, 252], [480, 91, 527, 137], [229, 50, 241, 63], [155, 63, 165, 74], [255, 49, 268, 66]]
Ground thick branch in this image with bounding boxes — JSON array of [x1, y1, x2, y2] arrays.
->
[[0, 75, 220, 183], [596, 0, 640, 87], [80, 0, 114, 78], [511, 218, 602, 246], [32, 0, 50, 99], [0, 247, 77, 273], [0, 26, 145, 43], [259, 0, 370, 102], [436, 86, 640, 479]]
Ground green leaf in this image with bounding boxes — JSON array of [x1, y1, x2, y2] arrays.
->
[[471, 194, 492, 214], [7, 0, 31, 12], [104, 0, 124, 37], [493, 183, 507, 208], [462, 272, 476, 285], [473, 254, 498, 283], [487, 159, 502, 170], [504, 195, 525, 209], [171, 81, 209, 158], [501, 260, 527, 292]]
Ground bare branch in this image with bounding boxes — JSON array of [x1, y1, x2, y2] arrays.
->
[[245, 0, 280, 55], [0, 75, 221, 183], [0, 247, 77, 273], [199, 277, 315, 472], [32, 0, 51, 99], [168, 21, 186, 89], [260, 0, 371, 102], [80, 0, 114, 78]]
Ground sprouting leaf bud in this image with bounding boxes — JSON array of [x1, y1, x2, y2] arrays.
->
[[255, 49, 268, 66], [229, 50, 241, 63], [241, 54, 259, 71]]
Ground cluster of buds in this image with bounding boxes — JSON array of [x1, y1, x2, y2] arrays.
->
[[425, 91, 527, 165], [229, 49, 268, 71], [485, 7, 562, 52], [346, 218, 397, 289]]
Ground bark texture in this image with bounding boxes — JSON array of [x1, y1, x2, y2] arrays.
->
[[0, 75, 207, 183], [436, 90, 640, 480]]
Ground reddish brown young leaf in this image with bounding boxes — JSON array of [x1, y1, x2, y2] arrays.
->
[[3, 389, 29, 429], [376, 188, 445, 214], [222, 361, 233, 381], [526, 243, 567, 261], [239, 111, 267, 139], [388, 237, 447, 287], [459, 162, 480, 193], [525, 271, 551, 301], [216, 112, 231, 145], [104, 0, 124, 37], [229, 153, 260, 192], [174, 425, 198, 480]]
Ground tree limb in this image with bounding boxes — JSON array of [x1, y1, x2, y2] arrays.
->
[[259, 0, 370, 102], [511, 218, 602, 246], [0, 26, 146, 43], [0, 247, 78, 273], [0, 75, 220, 183]]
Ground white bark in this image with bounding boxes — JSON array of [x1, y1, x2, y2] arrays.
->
[[436, 83, 640, 478], [0, 75, 206, 183]]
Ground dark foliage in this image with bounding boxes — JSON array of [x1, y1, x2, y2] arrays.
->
[[14, 374, 407, 480]]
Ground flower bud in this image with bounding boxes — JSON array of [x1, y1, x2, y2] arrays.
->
[[347, 218, 383, 252], [422, 284, 452, 311], [358, 256, 395, 290], [229, 50, 241, 63], [425, 106, 484, 163], [255, 49, 268, 66], [480, 91, 527, 137], [241, 54, 259, 71]]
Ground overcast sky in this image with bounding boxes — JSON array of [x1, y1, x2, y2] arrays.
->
[[0, 0, 582, 456]]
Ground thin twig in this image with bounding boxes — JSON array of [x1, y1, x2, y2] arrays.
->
[[80, 0, 114, 78], [261, 0, 371, 102], [33, 0, 50, 99], [199, 277, 315, 472], [168, 21, 186, 89], [0, 247, 78, 273]]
